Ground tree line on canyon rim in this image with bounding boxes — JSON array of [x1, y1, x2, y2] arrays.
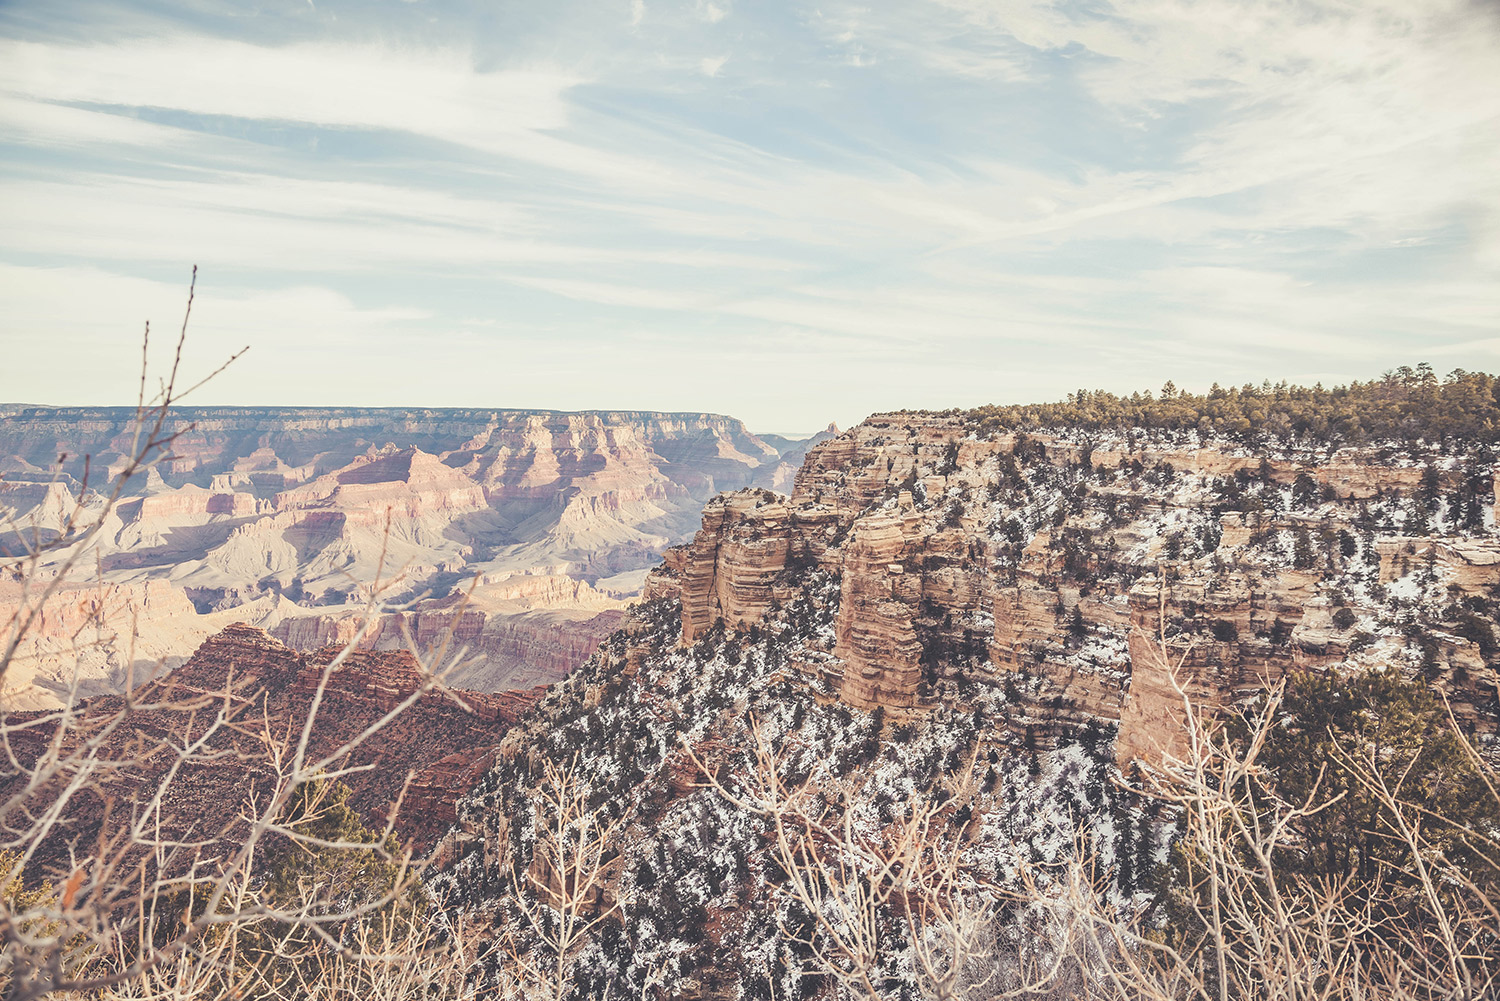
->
[[2, 334, 1499, 998], [967, 362, 1500, 453]]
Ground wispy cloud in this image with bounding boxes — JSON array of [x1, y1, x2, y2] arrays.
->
[[0, 38, 579, 146], [0, 1, 1496, 430]]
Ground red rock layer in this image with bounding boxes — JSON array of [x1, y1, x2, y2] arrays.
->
[[269, 603, 626, 692], [3, 624, 543, 876]]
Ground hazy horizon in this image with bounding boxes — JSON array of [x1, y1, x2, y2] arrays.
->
[[2, 0, 1497, 432], [0, 399, 838, 440]]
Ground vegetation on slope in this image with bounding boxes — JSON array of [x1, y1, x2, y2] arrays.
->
[[1159, 669, 1500, 1000], [6, 329, 1500, 998], [967, 364, 1500, 452], [438, 594, 1146, 998]]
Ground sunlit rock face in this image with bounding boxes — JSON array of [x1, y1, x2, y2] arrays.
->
[[651, 412, 1500, 767], [0, 408, 823, 708]]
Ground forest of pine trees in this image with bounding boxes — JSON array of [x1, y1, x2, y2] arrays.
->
[[967, 364, 1500, 451]]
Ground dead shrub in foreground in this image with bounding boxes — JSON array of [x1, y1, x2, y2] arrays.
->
[[694, 651, 1499, 1001], [1000, 658, 1500, 1001], [0, 273, 493, 1000]]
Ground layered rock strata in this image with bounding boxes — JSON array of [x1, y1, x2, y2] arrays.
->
[[429, 407, 1500, 996], [1, 408, 824, 707], [646, 413, 1500, 767]]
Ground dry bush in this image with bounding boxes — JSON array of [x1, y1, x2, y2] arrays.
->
[[688, 722, 1011, 1001], [1119, 654, 1500, 1001], [700, 646, 1499, 1001], [491, 756, 626, 1001], [0, 273, 491, 1000], [959, 655, 1499, 1001], [1, 266, 244, 700]]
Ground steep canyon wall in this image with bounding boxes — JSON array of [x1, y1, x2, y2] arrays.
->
[[1, 408, 828, 707], [645, 413, 1500, 767]]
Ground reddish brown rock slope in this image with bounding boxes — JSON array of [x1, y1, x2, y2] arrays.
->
[[3, 623, 541, 876]]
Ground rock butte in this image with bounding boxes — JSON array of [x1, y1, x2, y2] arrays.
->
[[0, 408, 837, 708], [644, 412, 1500, 769]]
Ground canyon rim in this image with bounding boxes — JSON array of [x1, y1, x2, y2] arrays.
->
[[4, 0, 1500, 997]]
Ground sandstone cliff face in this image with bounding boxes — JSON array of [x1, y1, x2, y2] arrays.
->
[[1, 408, 823, 707], [430, 408, 1500, 996], [651, 490, 795, 643], [644, 413, 1500, 767]]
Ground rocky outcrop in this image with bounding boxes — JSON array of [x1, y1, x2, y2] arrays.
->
[[1, 408, 829, 707], [405, 750, 504, 838], [646, 413, 1500, 767], [834, 512, 927, 710], [667, 491, 794, 643]]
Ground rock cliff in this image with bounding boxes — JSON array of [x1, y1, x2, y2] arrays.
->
[[430, 397, 1500, 995], [643, 413, 1500, 767], [1, 408, 823, 707]]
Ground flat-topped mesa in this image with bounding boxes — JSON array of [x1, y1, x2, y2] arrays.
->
[[121, 487, 262, 521], [273, 447, 490, 523], [2, 408, 837, 709], [0, 407, 781, 495], [647, 411, 1500, 768]]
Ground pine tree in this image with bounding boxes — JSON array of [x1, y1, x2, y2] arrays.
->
[[1068, 603, 1087, 641], [1248, 670, 1498, 890], [1293, 525, 1315, 569]]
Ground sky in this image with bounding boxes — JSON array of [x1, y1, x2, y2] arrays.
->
[[1, 0, 1498, 433]]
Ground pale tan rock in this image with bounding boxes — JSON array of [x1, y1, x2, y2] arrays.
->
[[645, 411, 1500, 771], [1, 409, 816, 700], [834, 512, 925, 709]]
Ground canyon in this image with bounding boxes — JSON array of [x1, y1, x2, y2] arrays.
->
[[2, 623, 540, 868], [428, 405, 1500, 992], [0, 407, 833, 708], [643, 412, 1500, 767], [13, 405, 1497, 845], [9, 394, 1499, 997]]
